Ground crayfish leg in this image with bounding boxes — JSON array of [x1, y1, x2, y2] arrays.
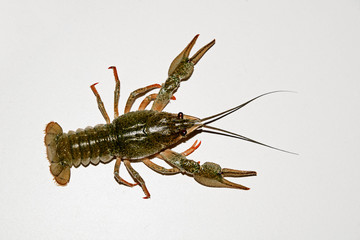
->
[[90, 83, 111, 124], [181, 140, 201, 156], [139, 94, 176, 110], [142, 158, 180, 175], [123, 160, 150, 199], [114, 157, 138, 187], [108, 66, 120, 118], [124, 84, 161, 113]]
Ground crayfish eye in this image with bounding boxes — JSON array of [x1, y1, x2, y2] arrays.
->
[[180, 129, 187, 136], [177, 112, 184, 119]]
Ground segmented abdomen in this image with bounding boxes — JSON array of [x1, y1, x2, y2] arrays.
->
[[56, 124, 117, 167]]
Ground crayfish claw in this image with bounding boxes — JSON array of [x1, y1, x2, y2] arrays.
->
[[222, 168, 257, 178], [193, 162, 256, 190], [168, 35, 215, 76], [168, 34, 199, 76], [189, 39, 215, 65], [160, 149, 256, 190]]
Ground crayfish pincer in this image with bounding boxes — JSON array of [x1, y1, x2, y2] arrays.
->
[[45, 35, 293, 198]]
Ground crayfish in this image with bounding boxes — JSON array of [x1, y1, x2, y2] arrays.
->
[[45, 35, 291, 198]]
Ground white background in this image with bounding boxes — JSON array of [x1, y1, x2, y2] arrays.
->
[[1, 0, 360, 239]]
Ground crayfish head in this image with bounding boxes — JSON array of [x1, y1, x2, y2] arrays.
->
[[144, 111, 201, 149], [172, 112, 202, 140]]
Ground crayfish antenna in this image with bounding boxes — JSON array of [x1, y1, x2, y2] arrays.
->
[[199, 90, 297, 155]]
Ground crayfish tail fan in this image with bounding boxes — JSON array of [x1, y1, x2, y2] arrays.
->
[[44, 122, 70, 185]]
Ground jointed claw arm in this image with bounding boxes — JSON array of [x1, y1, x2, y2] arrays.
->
[[151, 35, 215, 112], [159, 149, 257, 190]]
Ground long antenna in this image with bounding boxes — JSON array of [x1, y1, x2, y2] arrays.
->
[[201, 91, 293, 126], [202, 125, 297, 155], [198, 90, 297, 154]]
